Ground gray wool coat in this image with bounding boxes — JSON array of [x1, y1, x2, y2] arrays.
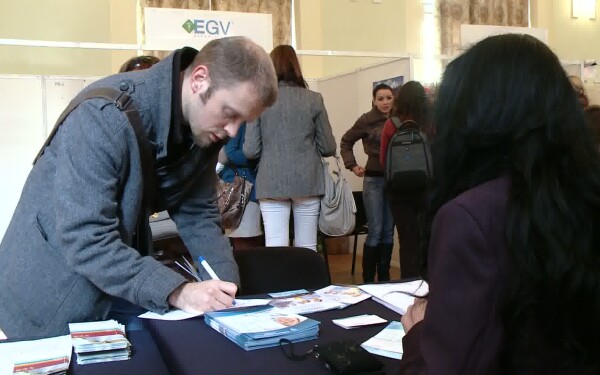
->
[[0, 49, 239, 339], [243, 82, 337, 199]]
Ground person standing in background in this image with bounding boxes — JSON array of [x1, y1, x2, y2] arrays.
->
[[379, 81, 431, 279], [568, 75, 590, 110], [244, 45, 336, 251], [220, 122, 263, 249], [584, 105, 600, 152], [340, 84, 395, 282], [119, 55, 160, 73]]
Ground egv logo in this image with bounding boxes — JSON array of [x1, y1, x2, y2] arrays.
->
[[182, 19, 232, 36]]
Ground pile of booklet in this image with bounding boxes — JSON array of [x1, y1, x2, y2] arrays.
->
[[361, 321, 406, 359], [359, 279, 429, 315], [0, 335, 72, 375], [69, 320, 131, 365], [204, 305, 320, 351]]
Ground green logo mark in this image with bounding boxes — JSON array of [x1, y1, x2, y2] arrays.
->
[[182, 19, 195, 33]]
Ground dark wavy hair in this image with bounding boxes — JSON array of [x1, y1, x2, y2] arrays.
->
[[424, 34, 600, 373], [270, 45, 307, 89]]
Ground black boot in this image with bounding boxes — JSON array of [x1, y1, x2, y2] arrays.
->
[[362, 244, 378, 283], [377, 243, 394, 282]]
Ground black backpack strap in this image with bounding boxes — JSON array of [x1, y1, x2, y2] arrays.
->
[[391, 116, 403, 131], [33, 87, 156, 254]]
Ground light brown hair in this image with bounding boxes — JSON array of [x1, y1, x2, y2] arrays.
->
[[187, 36, 278, 107]]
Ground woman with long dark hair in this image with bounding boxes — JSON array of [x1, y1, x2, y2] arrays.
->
[[379, 81, 431, 279], [399, 34, 600, 374]]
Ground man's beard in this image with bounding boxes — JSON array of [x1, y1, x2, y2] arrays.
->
[[192, 131, 212, 148], [192, 130, 229, 148]]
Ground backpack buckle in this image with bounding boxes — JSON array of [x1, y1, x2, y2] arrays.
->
[[114, 91, 132, 110]]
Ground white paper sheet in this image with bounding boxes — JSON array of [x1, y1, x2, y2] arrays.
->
[[138, 298, 272, 320]]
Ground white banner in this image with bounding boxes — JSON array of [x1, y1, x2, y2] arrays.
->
[[460, 24, 548, 50], [144, 8, 273, 52]]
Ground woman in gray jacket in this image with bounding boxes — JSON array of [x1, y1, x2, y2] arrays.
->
[[244, 45, 336, 250]]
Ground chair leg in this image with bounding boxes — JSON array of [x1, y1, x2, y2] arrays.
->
[[320, 233, 332, 284], [351, 234, 358, 275]]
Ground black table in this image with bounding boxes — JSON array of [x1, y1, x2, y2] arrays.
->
[[144, 298, 403, 375]]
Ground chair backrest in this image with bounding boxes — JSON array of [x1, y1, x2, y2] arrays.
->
[[352, 191, 368, 230], [233, 247, 330, 296]]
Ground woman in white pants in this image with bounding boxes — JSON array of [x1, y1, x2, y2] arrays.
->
[[243, 45, 337, 251], [260, 196, 320, 250]]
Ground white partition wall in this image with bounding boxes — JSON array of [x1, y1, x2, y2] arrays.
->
[[0, 75, 45, 240], [44, 77, 100, 137], [0, 75, 96, 241], [317, 71, 363, 190]]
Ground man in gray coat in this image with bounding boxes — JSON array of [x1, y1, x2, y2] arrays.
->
[[0, 37, 277, 339]]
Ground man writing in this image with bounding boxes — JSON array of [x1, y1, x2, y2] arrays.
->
[[0, 36, 278, 338]]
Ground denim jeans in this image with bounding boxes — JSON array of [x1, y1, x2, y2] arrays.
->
[[362, 176, 395, 247]]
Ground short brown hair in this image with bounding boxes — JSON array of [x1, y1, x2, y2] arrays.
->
[[187, 36, 277, 107]]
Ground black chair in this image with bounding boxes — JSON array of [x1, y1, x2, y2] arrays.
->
[[233, 247, 331, 296], [318, 191, 369, 276], [350, 191, 369, 275]]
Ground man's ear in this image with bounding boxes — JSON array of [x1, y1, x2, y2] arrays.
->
[[190, 65, 210, 94]]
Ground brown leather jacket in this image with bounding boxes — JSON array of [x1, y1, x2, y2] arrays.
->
[[340, 107, 388, 175]]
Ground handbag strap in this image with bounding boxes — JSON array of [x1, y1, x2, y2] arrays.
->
[[33, 86, 156, 254]]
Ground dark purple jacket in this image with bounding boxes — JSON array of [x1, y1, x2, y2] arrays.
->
[[400, 177, 510, 375]]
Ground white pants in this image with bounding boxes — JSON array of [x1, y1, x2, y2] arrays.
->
[[259, 196, 321, 251]]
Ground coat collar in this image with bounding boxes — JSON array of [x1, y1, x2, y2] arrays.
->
[[127, 47, 198, 161]]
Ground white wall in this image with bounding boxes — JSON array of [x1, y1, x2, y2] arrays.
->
[[0, 75, 98, 240]]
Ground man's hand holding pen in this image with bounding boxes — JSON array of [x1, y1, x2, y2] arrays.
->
[[169, 256, 237, 313], [168, 280, 237, 313]]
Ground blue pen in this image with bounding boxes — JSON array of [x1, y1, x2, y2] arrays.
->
[[198, 256, 220, 280]]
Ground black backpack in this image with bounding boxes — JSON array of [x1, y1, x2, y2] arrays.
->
[[384, 117, 432, 191]]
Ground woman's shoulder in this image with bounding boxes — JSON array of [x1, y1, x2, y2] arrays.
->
[[439, 176, 510, 231]]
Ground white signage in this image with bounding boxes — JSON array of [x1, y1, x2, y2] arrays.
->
[[460, 24, 548, 50], [144, 8, 273, 52]]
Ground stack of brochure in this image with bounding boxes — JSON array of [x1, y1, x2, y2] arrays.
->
[[361, 321, 406, 359], [0, 335, 72, 375], [69, 320, 131, 365], [204, 305, 320, 351], [359, 280, 429, 315]]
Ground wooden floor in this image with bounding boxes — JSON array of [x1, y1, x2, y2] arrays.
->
[[326, 253, 401, 285]]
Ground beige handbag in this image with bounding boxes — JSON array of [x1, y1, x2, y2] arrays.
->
[[319, 156, 356, 236]]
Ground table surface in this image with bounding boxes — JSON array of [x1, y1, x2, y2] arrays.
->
[[69, 296, 404, 375], [144, 298, 403, 375]]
